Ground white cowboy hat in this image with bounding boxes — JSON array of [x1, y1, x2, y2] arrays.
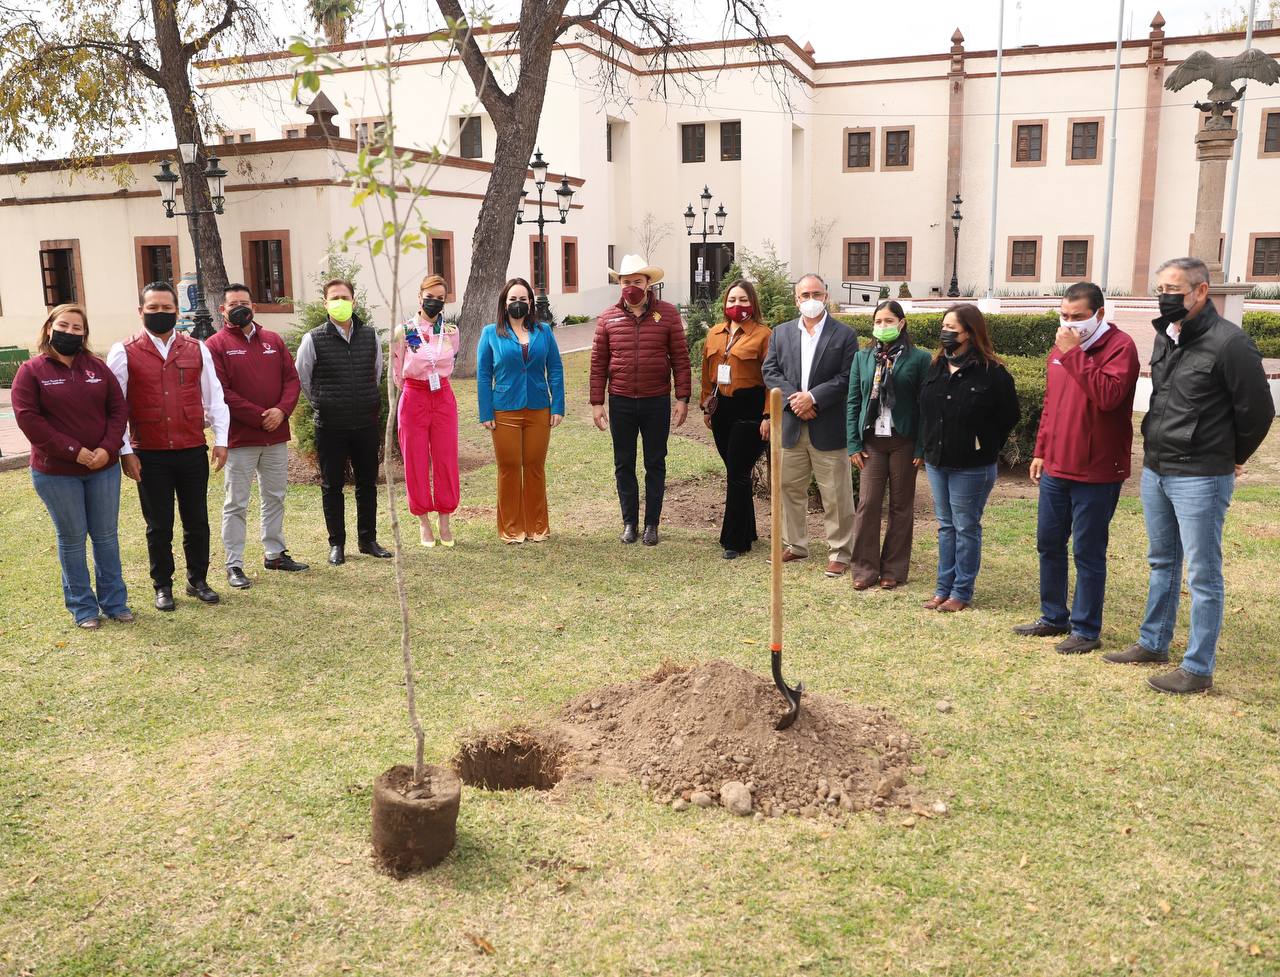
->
[[609, 253, 664, 285]]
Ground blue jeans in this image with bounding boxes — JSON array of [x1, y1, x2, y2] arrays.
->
[[1138, 468, 1234, 677], [925, 463, 998, 603], [31, 465, 129, 623], [1037, 474, 1123, 640]]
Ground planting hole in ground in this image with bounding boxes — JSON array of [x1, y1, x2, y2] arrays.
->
[[454, 727, 568, 790]]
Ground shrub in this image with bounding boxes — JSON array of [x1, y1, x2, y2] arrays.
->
[[897, 282, 911, 299], [834, 311, 1059, 358], [713, 243, 799, 326], [1002, 354, 1047, 468], [562, 314, 593, 325], [283, 251, 389, 462], [1243, 311, 1280, 358]]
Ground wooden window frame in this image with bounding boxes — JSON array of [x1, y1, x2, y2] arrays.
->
[[879, 237, 912, 280], [842, 237, 875, 280], [1055, 235, 1094, 283], [1011, 119, 1048, 167], [1248, 232, 1280, 282], [719, 120, 742, 161], [239, 230, 294, 313], [1260, 109, 1280, 159], [680, 123, 706, 163], [881, 126, 915, 171], [38, 238, 85, 309], [350, 116, 388, 150], [134, 235, 180, 295], [530, 234, 551, 293], [428, 231, 457, 302], [842, 127, 875, 172], [560, 236, 579, 293], [1067, 116, 1104, 166], [1007, 236, 1043, 282], [458, 116, 483, 159]]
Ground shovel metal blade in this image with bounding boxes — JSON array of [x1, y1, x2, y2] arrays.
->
[[771, 648, 802, 730]]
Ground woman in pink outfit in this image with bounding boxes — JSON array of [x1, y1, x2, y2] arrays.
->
[[393, 274, 461, 547]]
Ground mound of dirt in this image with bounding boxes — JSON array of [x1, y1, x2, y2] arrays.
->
[[456, 660, 935, 821]]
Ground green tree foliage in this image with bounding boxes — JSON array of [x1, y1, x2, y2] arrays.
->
[[309, 0, 361, 45]]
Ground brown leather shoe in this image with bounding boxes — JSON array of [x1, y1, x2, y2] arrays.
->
[[937, 598, 969, 613], [778, 549, 806, 564], [922, 596, 946, 610], [1147, 667, 1213, 694], [852, 577, 876, 590], [824, 561, 849, 578], [1102, 643, 1169, 665], [879, 578, 899, 590]]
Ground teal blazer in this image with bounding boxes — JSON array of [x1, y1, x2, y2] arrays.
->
[[845, 343, 933, 456], [476, 323, 566, 423]]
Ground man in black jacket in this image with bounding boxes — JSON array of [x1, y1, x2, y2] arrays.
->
[[1103, 257, 1274, 693], [295, 278, 392, 565]]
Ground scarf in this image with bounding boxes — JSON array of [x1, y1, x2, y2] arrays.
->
[[865, 337, 905, 429], [944, 347, 978, 372]]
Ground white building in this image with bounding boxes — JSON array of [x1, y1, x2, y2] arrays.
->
[[2, 13, 1279, 348]]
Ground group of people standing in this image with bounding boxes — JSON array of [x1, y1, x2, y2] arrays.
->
[[13, 249, 1274, 695]]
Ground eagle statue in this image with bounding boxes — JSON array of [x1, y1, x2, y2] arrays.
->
[[1165, 48, 1280, 130]]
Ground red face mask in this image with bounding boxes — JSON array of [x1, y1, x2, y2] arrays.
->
[[725, 305, 753, 323], [621, 285, 647, 306]]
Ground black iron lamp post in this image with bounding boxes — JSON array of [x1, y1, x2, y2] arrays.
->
[[947, 193, 963, 299], [683, 184, 728, 304], [153, 146, 227, 341], [515, 147, 575, 325]]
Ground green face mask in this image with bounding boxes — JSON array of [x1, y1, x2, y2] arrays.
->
[[872, 324, 901, 343], [326, 298, 354, 322]]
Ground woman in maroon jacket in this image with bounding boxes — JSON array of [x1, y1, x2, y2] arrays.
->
[[12, 304, 132, 628]]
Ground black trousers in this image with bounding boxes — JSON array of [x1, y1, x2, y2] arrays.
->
[[316, 424, 381, 547], [609, 394, 671, 527], [135, 446, 210, 590], [710, 386, 767, 552]]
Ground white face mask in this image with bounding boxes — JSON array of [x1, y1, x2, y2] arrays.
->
[[798, 299, 826, 320], [1061, 312, 1102, 341]]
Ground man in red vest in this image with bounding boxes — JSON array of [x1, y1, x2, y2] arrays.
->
[[106, 281, 230, 612]]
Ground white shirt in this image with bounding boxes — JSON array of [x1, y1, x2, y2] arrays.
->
[[798, 313, 828, 392], [295, 319, 384, 402], [106, 332, 230, 455], [1166, 322, 1181, 346]]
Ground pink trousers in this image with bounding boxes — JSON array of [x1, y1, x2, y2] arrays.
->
[[397, 378, 460, 516]]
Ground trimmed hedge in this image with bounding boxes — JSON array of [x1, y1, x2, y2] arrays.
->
[[835, 311, 1060, 358], [1002, 354, 1047, 468], [1242, 311, 1280, 358]]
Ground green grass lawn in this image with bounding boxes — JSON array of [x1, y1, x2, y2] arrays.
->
[[2, 351, 1278, 976]]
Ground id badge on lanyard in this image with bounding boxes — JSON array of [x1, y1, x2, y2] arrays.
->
[[718, 329, 739, 387], [421, 328, 442, 390]]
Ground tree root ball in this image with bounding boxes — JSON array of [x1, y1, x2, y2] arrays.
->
[[371, 764, 461, 876]]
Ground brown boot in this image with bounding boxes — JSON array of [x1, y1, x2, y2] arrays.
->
[[1102, 643, 1169, 665], [1147, 667, 1213, 694]]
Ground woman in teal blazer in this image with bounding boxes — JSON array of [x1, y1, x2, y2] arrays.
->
[[845, 300, 933, 589], [476, 278, 566, 543]]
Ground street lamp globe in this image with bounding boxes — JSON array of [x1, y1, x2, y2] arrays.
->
[[154, 160, 179, 215], [683, 203, 696, 233], [699, 184, 712, 213], [951, 193, 963, 230], [714, 203, 727, 235], [556, 177, 574, 221], [530, 148, 549, 189], [206, 155, 228, 214]]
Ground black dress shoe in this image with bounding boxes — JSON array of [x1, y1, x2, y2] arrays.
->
[[154, 587, 175, 612], [328, 545, 345, 565], [722, 549, 740, 560], [620, 523, 638, 544], [264, 551, 309, 572], [642, 525, 659, 546], [358, 541, 393, 558], [1012, 620, 1070, 637], [185, 580, 220, 604], [226, 567, 252, 589]]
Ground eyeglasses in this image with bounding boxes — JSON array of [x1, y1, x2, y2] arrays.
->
[[797, 289, 827, 300], [1152, 286, 1193, 296]]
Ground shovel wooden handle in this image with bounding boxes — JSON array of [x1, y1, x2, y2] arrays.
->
[[769, 387, 783, 651]]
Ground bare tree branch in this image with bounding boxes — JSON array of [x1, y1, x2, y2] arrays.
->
[[182, 0, 240, 59], [434, 0, 514, 125]]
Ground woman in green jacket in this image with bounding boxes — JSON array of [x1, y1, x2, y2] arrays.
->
[[846, 300, 933, 590]]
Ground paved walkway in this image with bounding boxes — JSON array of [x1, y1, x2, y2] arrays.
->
[[0, 388, 28, 463]]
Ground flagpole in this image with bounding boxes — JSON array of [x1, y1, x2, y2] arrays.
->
[[1099, 0, 1126, 294], [1220, 0, 1257, 282], [985, 0, 1006, 301]]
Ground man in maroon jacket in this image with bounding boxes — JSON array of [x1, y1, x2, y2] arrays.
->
[[1013, 281, 1140, 654], [206, 283, 307, 589], [590, 254, 691, 546]]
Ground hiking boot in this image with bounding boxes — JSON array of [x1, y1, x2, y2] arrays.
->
[[1102, 643, 1169, 665], [1147, 667, 1213, 694]]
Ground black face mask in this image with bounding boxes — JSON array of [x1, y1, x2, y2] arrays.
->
[[507, 300, 530, 321], [49, 330, 84, 356], [227, 305, 254, 328], [938, 330, 963, 353], [421, 297, 445, 318], [1157, 292, 1190, 323], [143, 311, 178, 335]]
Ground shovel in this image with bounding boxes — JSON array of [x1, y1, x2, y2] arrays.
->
[[768, 387, 803, 731]]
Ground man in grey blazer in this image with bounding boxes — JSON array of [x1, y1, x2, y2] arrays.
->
[[762, 273, 859, 576]]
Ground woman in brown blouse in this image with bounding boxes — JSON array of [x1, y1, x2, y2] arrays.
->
[[700, 278, 772, 558]]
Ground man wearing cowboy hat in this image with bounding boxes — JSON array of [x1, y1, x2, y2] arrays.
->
[[589, 254, 692, 546]]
